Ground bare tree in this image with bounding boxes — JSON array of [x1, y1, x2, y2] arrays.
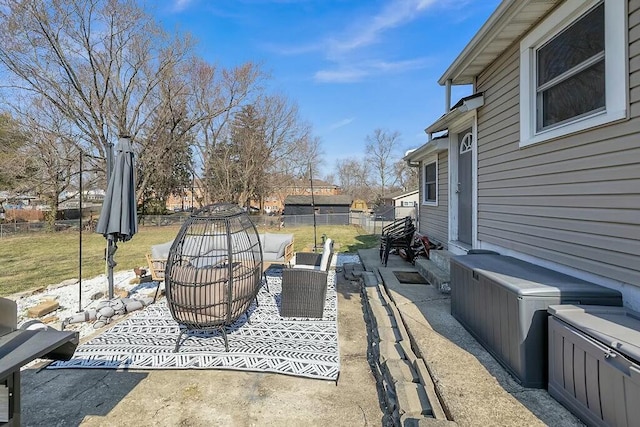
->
[[0, 112, 33, 192], [393, 159, 418, 192], [192, 61, 267, 203], [335, 157, 374, 201], [365, 129, 402, 197], [0, 0, 194, 185], [0, 1, 324, 215], [204, 93, 323, 208], [15, 97, 86, 228]]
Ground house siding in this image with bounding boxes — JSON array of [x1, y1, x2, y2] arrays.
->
[[418, 150, 449, 247], [474, 1, 640, 287]]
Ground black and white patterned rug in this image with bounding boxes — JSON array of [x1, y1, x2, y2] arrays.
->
[[49, 269, 339, 381]]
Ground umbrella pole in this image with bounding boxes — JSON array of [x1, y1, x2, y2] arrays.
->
[[78, 152, 83, 312], [309, 163, 317, 252], [107, 236, 115, 299], [105, 141, 115, 300]]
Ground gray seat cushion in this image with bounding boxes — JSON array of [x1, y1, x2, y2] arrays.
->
[[259, 233, 293, 261], [151, 240, 174, 259]]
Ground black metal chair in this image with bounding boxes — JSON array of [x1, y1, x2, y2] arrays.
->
[[380, 217, 415, 266], [379, 217, 412, 259]]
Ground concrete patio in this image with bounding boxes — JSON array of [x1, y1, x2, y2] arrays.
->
[[17, 271, 384, 427], [15, 249, 587, 426]]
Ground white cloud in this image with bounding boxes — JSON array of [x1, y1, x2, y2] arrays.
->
[[314, 57, 433, 83], [328, 0, 439, 54], [328, 118, 355, 131], [264, 0, 447, 82], [172, 0, 194, 12], [262, 41, 323, 56], [315, 69, 368, 83]]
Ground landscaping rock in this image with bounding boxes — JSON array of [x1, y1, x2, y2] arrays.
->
[[42, 315, 60, 324], [47, 279, 77, 290], [27, 300, 59, 318], [90, 291, 105, 300], [114, 288, 129, 299]]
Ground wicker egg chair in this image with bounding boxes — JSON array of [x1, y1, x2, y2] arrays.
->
[[164, 203, 263, 351]]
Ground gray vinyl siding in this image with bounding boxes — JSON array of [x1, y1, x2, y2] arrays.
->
[[418, 150, 448, 247], [474, 0, 640, 287]]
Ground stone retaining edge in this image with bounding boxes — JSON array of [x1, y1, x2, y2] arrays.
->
[[360, 270, 454, 427]]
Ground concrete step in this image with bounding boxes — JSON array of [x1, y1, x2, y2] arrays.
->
[[428, 250, 453, 275], [415, 258, 450, 294]]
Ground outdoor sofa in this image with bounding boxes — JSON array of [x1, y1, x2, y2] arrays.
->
[[259, 233, 295, 267], [146, 232, 295, 291]]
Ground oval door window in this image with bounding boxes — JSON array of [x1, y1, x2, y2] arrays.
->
[[460, 132, 473, 154]]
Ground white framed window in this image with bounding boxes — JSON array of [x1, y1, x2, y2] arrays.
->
[[519, 0, 626, 147], [422, 159, 437, 205], [460, 132, 473, 154]]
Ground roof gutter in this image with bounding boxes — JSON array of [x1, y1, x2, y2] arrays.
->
[[403, 138, 449, 166], [438, 0, 521, 85], [425, 94, 484, 135]]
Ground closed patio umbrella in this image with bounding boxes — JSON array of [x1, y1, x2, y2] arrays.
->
[[96, 135, 138, 299]]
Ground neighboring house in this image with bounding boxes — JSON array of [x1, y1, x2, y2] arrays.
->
[[265, 179, 341, 214], [375, 189, 419, 220], [283, 195, 352, 215], [283, 195, 351, 224], [165, 179, 206, 212], [391, 189, 419, 219], [405, 0, 640, 308], [350, 198, 371, 213]]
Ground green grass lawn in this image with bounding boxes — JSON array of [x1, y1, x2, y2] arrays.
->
[[0, 224, 379, 297]]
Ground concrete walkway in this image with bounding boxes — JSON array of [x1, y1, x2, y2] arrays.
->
[[358, 248, 584, 426], [18, 274, 384, 427]]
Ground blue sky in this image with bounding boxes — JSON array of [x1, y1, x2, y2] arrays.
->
[[150, 0, 501, 178]]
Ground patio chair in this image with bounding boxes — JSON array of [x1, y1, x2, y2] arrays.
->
[[146, 240, 174, 302], [280, 238, 334, 318], [380, 218, 415, 266], [379, 217, 412, 259]]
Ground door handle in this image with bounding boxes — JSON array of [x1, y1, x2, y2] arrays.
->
[[456, 182, 461, 194]]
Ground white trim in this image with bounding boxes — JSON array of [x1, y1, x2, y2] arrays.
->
[[391, 189, 419, 200], [422, 157, 438, 206], [447, 114, 478, 249], [404, 138, 448, 164], [448, 134, 458, 242], [447, 241, 468, 256], [471, 115, 478, 249], [426, 94, 484, 134], [519, 0, 627, 147], [438, 0, 531, 85]]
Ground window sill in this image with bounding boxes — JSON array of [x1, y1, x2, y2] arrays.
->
[[422, 201, 438, 207], [519, 108, 627, 148]]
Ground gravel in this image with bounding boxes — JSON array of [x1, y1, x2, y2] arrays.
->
[[10, 269, 157, 340], [9, 253, 363, 341]]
